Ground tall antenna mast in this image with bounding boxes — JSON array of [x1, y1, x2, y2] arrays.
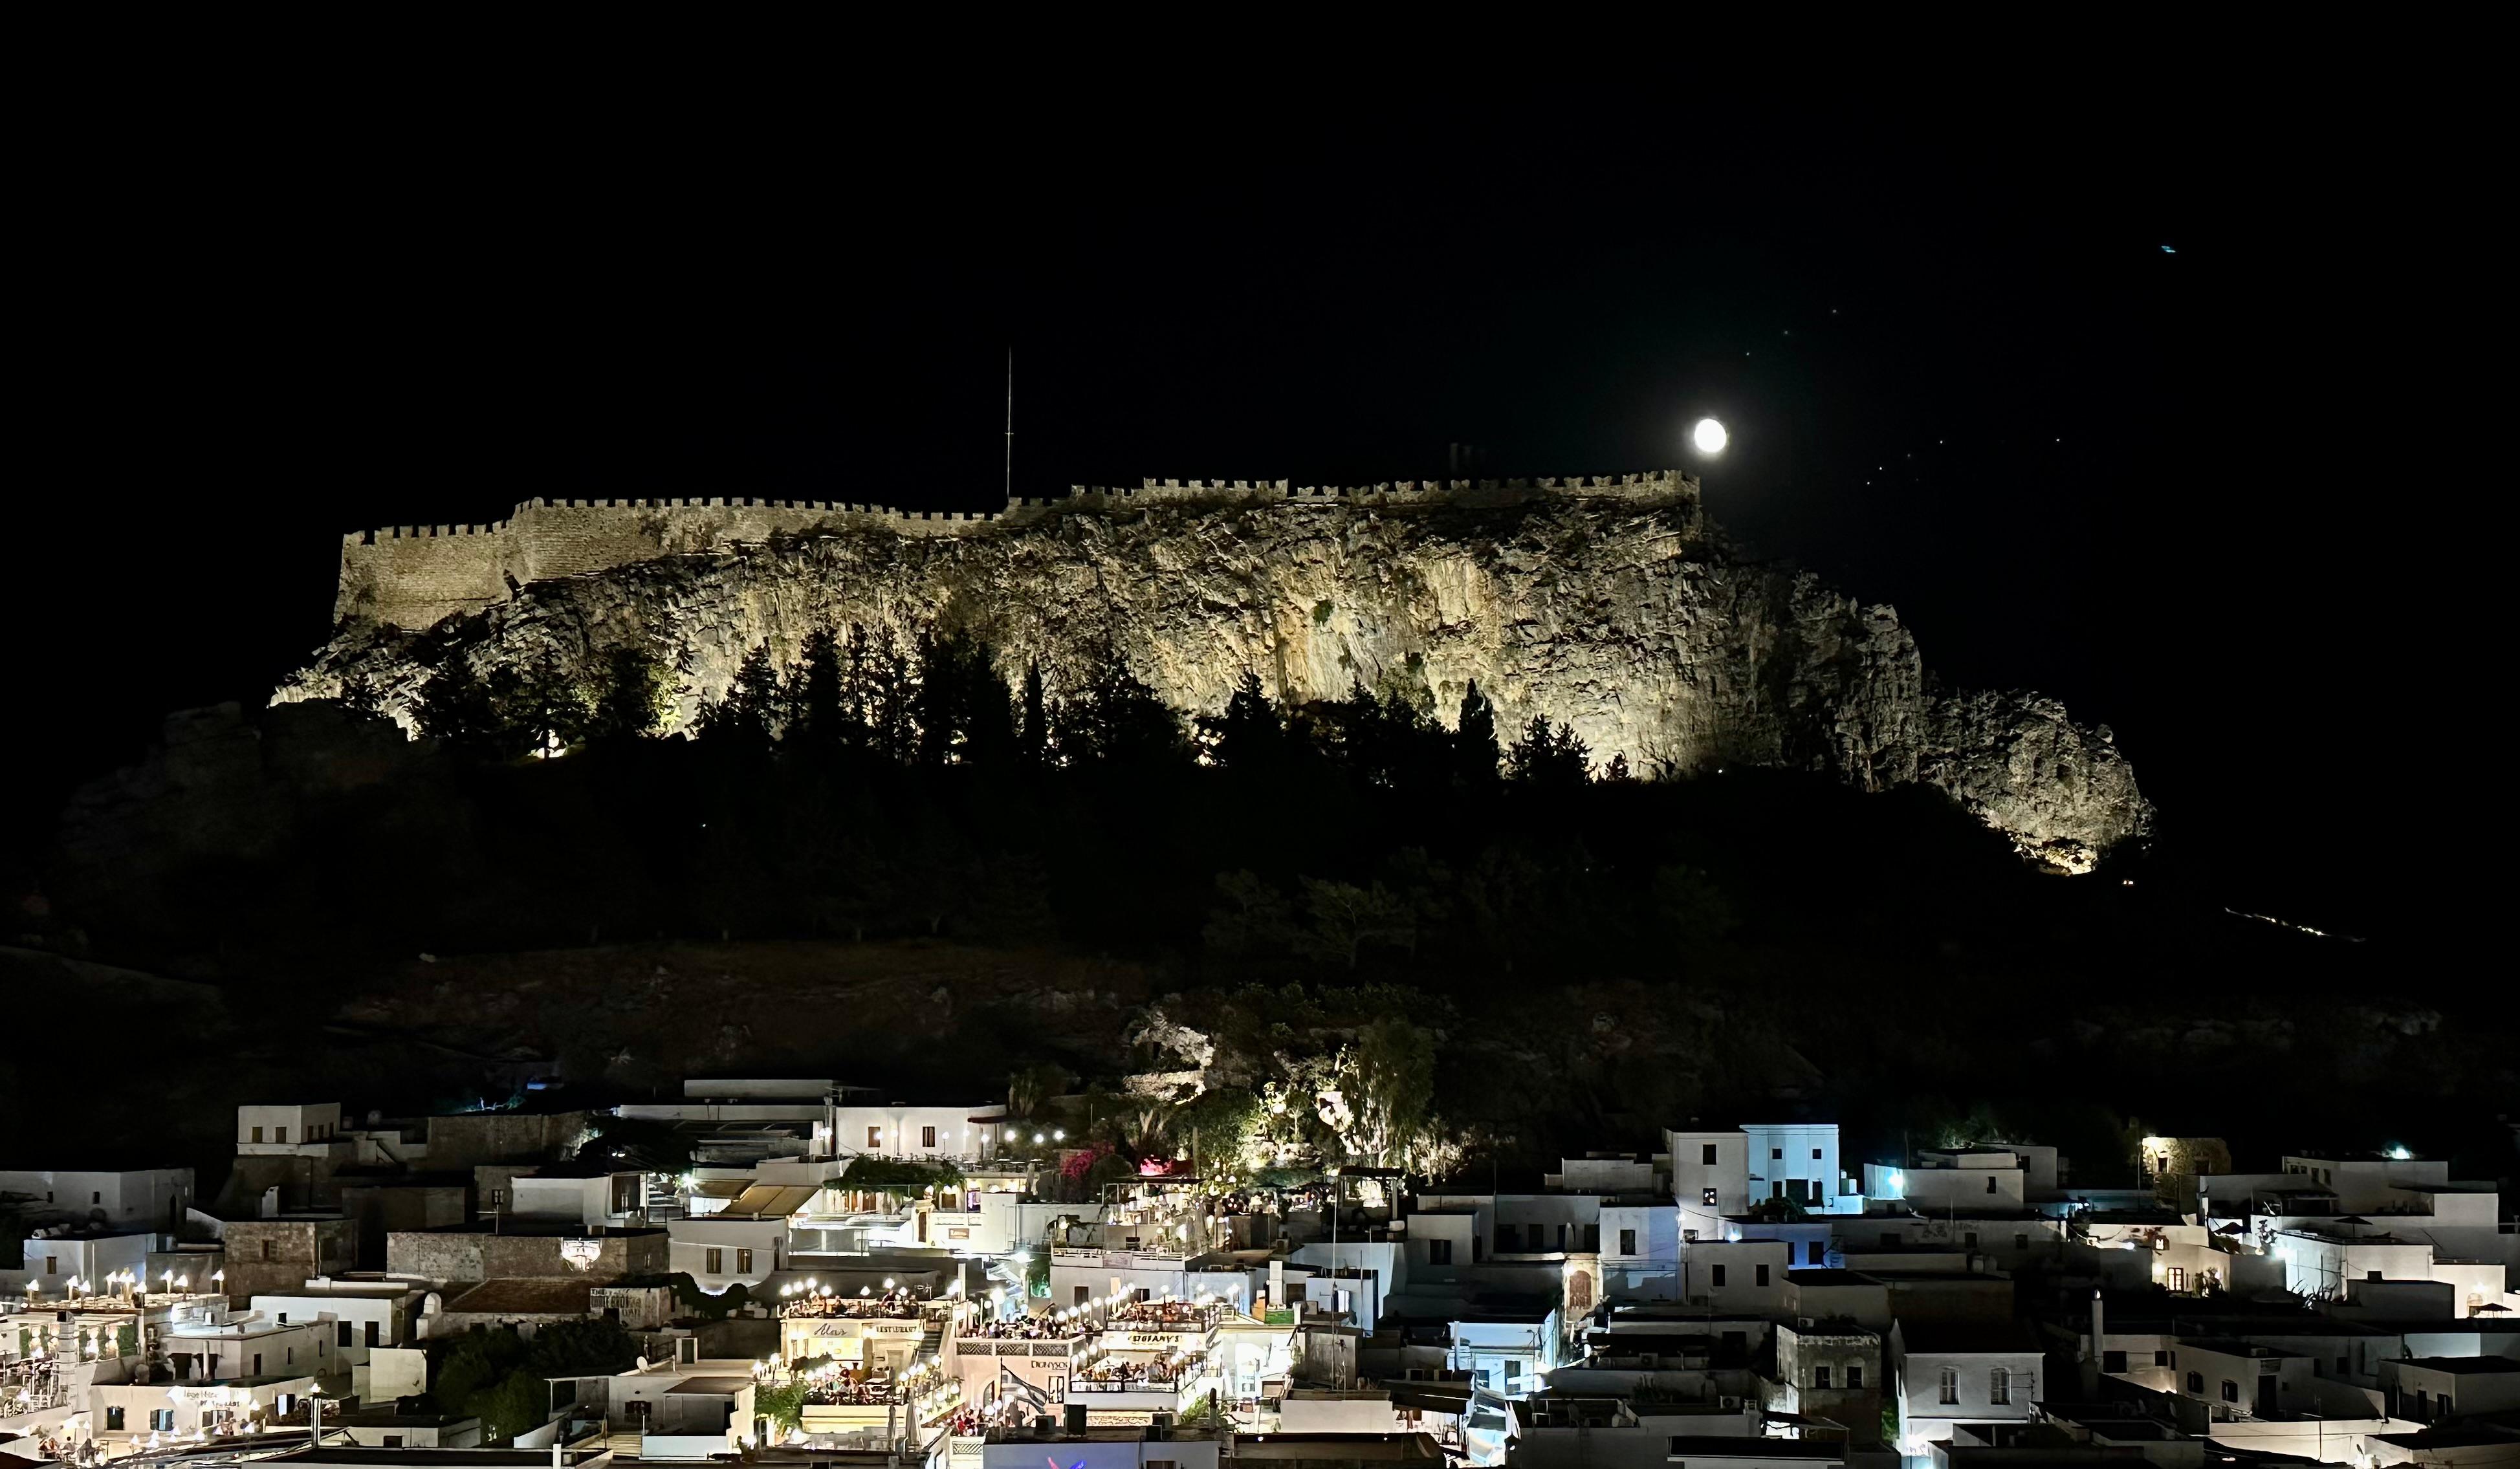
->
[[1003, 347, 1014, 503]]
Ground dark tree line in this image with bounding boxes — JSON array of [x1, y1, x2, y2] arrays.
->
[[379, 631, 1656, 963]]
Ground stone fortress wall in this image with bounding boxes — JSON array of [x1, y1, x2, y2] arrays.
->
[[335, 470, 1700, 631]]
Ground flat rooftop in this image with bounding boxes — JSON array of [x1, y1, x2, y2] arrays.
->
[[441, 1279, 595, 1314], [255, 1453, 607, 1467], [1661, 1437, 1846, 1459], [2399, 1356, 2520, 1375], [1235, 1434, 1444, 1462], [1784, 1270, 1880, 1286]]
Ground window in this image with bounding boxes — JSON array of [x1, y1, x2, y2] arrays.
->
[[1772, 1148, 1784, 1160], [2014, 1234, 2029, 1250], [383, 1437, 404, 1448], [1989, 1368, 2010, 1405], [2367, 1270, 2383, 1282], [252, 1126, 264, 1143], [922, 1126, 937, 1148], [868, 1126, 882, 1148], [1939, 1367, 1958, 1405], [1964, 1232, 1979, 1249], [45, 1257, 56, 1275], [737, 1248, 754, 1274], [252, 1353, 263, 1375], [1148, 1461, 1177, 1469], [2186, 1371, 2203, 1393], [1809, 1241, 1827, 1264], [1428, 1238, 1452, 1264], [1702, 1144, 1719, 1165], [1847, 1365, 1863, 1389], [1812, 1148, 1823, 1160], [2220, 1380, 2239, 1404], [1619, 1229, 1637, 1256], [1984, 1175, 1997, 1193], [2155, 1350, 2170, 1367], [706, 1248, 724, 1274], [2167, 1267, 2185, 1291], [105, 1407, 126, 1432], [1074, 1286, 1091, 1306], [367, 1322, 381, 1347], [338, 1323, 353, 1347], [2336, 1356, 2349, 1375], [93, 1192, 102, 1204], [1702, 1188, 1719, 1206], [1755, 1264, 1769, 1287], [1710, 1265, 1727, 1287], [286, 1347, 294, 1365], [2103, 1350, 2127, 1373], [275, 1127, 287, 1143], [151, 1411, 175, 1433], [1814, 1366, 1832, 1389]]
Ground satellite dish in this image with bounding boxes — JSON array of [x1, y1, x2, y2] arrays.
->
[[636, 1355, 650, 1371]]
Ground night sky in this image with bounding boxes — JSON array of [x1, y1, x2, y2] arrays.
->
[[9, 81, 2466, 942]]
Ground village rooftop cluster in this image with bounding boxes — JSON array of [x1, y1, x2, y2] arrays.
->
[[6, 1082, 2518, 1469]]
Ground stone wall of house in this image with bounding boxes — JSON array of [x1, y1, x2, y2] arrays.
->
[[221, 1217, 358, 1305], [421, 1112, 591, 1172], [385, 1228, 669, 1285]]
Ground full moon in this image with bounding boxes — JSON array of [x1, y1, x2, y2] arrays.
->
[[1691, 417, 1728, 454]]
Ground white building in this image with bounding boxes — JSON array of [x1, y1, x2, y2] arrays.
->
[[1865, 1150, 2026, 1212], [976, 1426, 1224, 1469], [1742, 1124, 1859, 1213], [1598, 1201, 1681, 1301], [237, 1104, 346, 1153], [509, 1171, 647, 1228], [87, 1373, 319, 1446], [21, 1231, 151, 1289], [831, 1102, 1007, 1161], [668, 1215, 788, 1291], [1047, 1246, 1255, 1312], [0, 1169, 196, 1233], [1890, 1321, 2041, 1457], [1678, 1239, 1790, 1314], [155, 1299, 340, 1384], [250, 1281, 422, 1365], [1450, 1304, 1560, 1396], [1667, 1130, 1751, 1239]]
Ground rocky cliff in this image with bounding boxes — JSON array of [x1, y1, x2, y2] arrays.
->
[[276, 485, 2150, 870]]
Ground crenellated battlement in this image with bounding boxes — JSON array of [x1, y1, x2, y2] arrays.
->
[[334, 471, 1698, 630]]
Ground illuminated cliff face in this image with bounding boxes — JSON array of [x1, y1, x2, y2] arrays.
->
[[280, 494, 2149, 871]]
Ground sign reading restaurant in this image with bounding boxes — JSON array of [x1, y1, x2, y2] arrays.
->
[[800, 1319, 925, 1337]]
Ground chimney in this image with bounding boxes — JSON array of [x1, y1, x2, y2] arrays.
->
[[551, 1444, 565, 1469]]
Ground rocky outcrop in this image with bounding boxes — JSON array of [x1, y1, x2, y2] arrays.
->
[[276, 492, 2150, 869]]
